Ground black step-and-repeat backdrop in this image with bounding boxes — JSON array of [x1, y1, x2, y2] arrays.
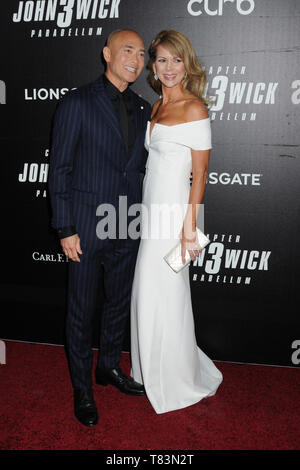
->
[[1, 0, 299, 367]]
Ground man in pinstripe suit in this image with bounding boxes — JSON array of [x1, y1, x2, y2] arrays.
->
[[49, 30, 152, 426]]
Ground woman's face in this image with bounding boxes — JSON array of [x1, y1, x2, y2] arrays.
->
[[154, 44, 186, 89]]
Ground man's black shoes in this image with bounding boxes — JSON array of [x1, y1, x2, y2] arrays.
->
[[95, 367, 145, 396], [74, 389, 98, 427], [73, 370, 145, 426]]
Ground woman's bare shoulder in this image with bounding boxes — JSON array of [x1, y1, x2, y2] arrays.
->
[[184, 98, 209, 122]]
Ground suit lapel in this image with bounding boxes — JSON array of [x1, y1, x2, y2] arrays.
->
[[92, 76, 146, 165], [92, 75, 123, 142]]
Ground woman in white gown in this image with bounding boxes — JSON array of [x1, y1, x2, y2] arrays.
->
[[130, 30, 223, 414]]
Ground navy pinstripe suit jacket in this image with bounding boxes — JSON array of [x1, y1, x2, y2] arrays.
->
[[48, 75, 152, 246]]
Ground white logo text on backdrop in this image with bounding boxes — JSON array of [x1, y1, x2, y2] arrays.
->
[[12, 0, 122, 38], [206, 66, 278, 121], [0, 80, 6, 104], [187, 0, 255, 16]]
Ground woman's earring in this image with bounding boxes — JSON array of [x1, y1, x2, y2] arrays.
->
[[183, 72, 187, 79], [154, 72, 158, 80]]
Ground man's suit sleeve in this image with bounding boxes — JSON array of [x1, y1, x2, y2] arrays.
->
[[57, 225, 77, 239], [48, 92, 81, 230]]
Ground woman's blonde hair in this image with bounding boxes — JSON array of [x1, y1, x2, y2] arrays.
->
[[148, 30, 209, 104]]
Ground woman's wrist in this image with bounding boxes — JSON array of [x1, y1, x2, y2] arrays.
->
[[181, 226, 196, 241]]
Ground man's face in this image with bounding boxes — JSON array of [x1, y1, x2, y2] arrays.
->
[[104, 31, 145, 89]]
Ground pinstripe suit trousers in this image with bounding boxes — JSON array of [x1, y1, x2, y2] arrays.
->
[[66, 238, 139, 391]]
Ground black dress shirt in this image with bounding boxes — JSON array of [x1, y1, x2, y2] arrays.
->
[[102, 73, 135, 156], [57, 74, 135, 240]]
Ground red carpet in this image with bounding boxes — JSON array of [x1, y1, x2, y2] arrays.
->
[[0, 341, 299, 451]]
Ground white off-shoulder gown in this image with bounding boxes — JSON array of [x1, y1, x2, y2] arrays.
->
[[130, 119, 223, 414]]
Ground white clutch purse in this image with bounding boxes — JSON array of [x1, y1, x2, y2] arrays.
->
[[163, 228, 210, 273]]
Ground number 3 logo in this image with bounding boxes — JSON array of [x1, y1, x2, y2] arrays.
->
[[209, 76, 228, 112], [57, 0, 75, 28]]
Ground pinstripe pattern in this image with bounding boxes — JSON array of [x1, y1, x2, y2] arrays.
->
[[48, 75, 151, 391]]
